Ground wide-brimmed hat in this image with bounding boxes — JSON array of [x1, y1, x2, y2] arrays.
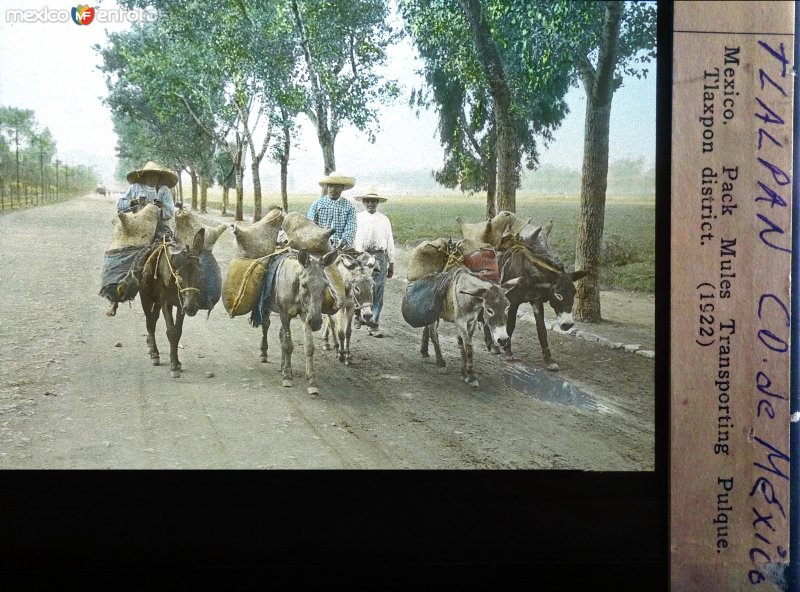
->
[[127, 161, 178, 188], [319, 171, 355, 190], [355, 187, 387, 203]]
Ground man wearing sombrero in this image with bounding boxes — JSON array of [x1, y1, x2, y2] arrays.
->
[[353, 187, 395, 338], [307, 171, 357, 247], [117, 161, 178, 237]]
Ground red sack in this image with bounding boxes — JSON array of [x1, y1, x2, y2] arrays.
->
[[463, 247, 500, 283]]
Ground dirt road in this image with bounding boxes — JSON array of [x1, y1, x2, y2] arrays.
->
[[0, 194, 655, 469]]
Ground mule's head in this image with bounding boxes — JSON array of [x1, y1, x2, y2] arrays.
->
[[170, 228, 205, 317], [547, 270, 588, 331], [297, 249, 337, 331], [339, 252, 377, 323], [461, 277, 521, 349]]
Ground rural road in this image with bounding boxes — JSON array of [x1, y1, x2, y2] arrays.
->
[[0, 193, 655, 469]]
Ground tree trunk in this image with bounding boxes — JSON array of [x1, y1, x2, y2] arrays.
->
[[280, 158, 289, 212], [190, 169, 198, 210], [177, 174, 183, 203], [486, 136, 497, 219], [251, 159, 262, 222], [200, 174, 208, 213], [235, 166, 244, 222], [280, 113, 291, 212], [222, 186, 229, 216], [459, 0, 518, 213], [319, 129, 336, 175], [574, 1, 622, 323]]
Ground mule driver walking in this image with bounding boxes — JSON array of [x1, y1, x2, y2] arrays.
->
[[353, 188, 395, 338]]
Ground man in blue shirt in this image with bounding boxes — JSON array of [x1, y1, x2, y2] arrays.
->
[[307, 171, 357, 247]]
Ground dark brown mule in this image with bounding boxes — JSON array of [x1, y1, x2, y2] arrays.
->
[[140, 229, 205, 378], [491, 225, 588, 371]]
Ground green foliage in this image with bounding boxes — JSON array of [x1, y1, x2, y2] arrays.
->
[[400, 0, 577, 198]]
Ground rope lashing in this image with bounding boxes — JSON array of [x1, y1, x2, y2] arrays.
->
[[230, 247, 290, 315], [499, 235, 562, 275]]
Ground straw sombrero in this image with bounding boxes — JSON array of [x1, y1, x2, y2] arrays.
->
[[355, 187, 387, 203], [127, 161, 179, 188], [319, 171, 355, 190]]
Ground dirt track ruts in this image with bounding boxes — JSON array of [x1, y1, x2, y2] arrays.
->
[[0, 194, 655, 469]]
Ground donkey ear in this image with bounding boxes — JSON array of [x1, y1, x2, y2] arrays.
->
[[500, 277, 522, 293], [459, 288, 486, 300], [528, 226, 542, 241], [191, 228, 205, 255], [321, 250, 338, 267], [569, 270, 589, 282], [297, 249, 310, 267]]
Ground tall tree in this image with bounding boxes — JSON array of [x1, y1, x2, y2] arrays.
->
[[0, 107, 36, 198], [458, 0, 518, 212], [401, 0, 574, 214], [290, 0, 400, 173], [494, 0, 656, 321], [572, 1, 656, 322]]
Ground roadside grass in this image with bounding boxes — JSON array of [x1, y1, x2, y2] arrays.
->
[[195, 188, 656, 293]]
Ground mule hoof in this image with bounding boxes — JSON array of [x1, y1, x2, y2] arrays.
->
[[307, 386, 320, 396], [260, 355, 269, 363], [171, 370, 181, 378], [152, 358, 160, 366], [420, 352, 430, 359], [345, 359, 352, 367], [282, 379, 293, 388], [438, 366, 447, 374], [323, 344, 332, 351], [469, 379, 480, 388], [546, 362, 560, 372]]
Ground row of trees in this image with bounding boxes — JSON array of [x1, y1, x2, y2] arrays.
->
[[98, 0, 656, 322], [0, 106, 98, 211]]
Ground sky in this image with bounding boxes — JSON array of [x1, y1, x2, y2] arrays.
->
[[0, 0, 657, 194]]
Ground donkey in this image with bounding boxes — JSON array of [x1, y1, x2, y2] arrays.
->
[[491, 225, 588, 371], [139, 229, 205, 378], [259, 249, 338, 395], [321, 250, 376, 365], [423, 269, 520, 388]]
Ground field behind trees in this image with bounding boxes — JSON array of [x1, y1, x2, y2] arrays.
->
[[192, 188, 656, 294]]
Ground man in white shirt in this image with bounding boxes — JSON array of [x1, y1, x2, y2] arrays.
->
[[353, 188, 395, 338]]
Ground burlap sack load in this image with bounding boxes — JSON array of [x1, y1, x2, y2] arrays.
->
[[100, 204, 161, 305], [231, 207, 284, 259], [108, 203, 160, 249], [282, 212, 334, 255], [175, 209, 228, 251], [407, 238, 452, 281], [456, 211, 531, 248], [222, 256, 270, 317]]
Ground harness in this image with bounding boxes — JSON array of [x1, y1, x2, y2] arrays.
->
[[336, 253, 374, 313], [499, 234, 563, 275], [145, 236, 200, 311]]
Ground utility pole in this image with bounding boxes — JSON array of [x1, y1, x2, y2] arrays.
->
[[15, 127, 20, 201], [38, 139, 44, 205]]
